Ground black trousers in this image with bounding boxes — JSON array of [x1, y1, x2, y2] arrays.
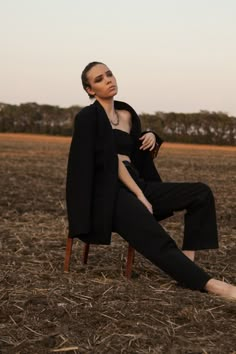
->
[[112, 161, 219, 290]]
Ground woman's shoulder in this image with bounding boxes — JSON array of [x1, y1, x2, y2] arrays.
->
[[75, 104, 96, 118], [74, 104, 97, 129], [115, 100, 140, 122], [75, 104, 97, 119], [114, 100, 136, 113]]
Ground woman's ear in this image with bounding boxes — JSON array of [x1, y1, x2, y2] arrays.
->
[[86, 86, 95, 97]]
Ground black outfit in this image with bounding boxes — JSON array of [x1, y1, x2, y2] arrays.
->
[[66, 100, 219, 290], [66, 100, 163, 244]]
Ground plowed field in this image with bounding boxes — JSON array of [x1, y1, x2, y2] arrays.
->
[[0, 134, 235, 354]]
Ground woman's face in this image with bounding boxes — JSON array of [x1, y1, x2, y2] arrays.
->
[[86, 64, 118, 99]]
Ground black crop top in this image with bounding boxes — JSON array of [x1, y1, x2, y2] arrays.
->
[[112, 129, 135, 157]]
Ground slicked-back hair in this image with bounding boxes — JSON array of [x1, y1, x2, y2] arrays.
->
[[81, 61, 104, 98]]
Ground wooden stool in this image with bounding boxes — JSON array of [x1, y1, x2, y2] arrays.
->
[[64, 237, 135, 279]]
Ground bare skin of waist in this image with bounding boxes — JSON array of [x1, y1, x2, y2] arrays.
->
[[118, 154, 131, 163]]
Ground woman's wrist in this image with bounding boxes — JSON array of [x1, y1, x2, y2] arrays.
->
[[135, 189, 144, 198]]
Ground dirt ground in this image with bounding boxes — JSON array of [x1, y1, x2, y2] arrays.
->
[[0, 133, 235, 354]]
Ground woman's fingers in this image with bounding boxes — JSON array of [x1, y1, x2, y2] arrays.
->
[[139, 133, 156, 150], [140, 140, 155, 150], [137, 194, 153, 214], [148, 142, 156, 150], [149, 144, 155, 151]]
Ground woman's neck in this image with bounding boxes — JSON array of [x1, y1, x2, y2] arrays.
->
[[95, 97, 116, 120]]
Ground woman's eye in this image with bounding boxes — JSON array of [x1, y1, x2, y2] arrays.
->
[[107, 71, 113, 77], [95, 77, 102, 83]]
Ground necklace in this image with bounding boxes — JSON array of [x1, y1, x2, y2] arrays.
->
[[109, 110, 120, 126]]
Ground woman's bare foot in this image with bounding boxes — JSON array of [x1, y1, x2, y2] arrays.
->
[[205, 279, 236, 300], [182, 250, 195, 262]]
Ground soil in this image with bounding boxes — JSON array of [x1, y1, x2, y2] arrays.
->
[[0, 133, 235, 354]]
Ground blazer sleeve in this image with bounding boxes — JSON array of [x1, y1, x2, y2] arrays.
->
[[66, 109, 96, 237]]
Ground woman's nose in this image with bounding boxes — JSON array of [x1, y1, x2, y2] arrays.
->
[[105, 76, 112, 84]]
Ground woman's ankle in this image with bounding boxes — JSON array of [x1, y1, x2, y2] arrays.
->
[[182, 250, 195, 262]]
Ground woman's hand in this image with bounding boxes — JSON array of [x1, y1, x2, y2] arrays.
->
[[136, 192, 153, 214], [139, 132, 156, 151]]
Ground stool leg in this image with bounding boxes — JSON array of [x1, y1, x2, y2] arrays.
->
[[83, 243, 90, 264], [64, 237, 73, 272], [125, 244, 135, 279]]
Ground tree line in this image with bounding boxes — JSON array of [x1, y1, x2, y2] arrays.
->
[[0, 102, 235, 145]]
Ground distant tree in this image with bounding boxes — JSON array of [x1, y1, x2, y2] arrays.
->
[[0, 102, 235, 145]]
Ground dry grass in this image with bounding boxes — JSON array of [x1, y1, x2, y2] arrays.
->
[[0, 133, 235, 354]]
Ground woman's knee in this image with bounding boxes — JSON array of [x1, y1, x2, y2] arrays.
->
[[197, 182, 214, 202]]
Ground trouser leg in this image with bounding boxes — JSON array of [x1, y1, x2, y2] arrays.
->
[[112, 187, 211, 290], [143, 181, 219, 250]]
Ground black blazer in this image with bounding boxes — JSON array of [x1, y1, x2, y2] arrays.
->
[[66, 100, 163, 244]]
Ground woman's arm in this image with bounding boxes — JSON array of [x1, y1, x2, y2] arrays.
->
[[118, 157, 153, 214]]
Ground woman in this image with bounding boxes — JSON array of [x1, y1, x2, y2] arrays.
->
[[66, 61, 236, 299]]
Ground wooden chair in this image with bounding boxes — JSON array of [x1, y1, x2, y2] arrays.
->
[[64, 238, 135, 279], [64, 142, 160, 279]]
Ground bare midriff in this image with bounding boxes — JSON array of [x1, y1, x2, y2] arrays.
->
[[118, 154, 131, 163]]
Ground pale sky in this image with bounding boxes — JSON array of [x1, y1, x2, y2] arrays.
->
[[1, 0, 236, 115]]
